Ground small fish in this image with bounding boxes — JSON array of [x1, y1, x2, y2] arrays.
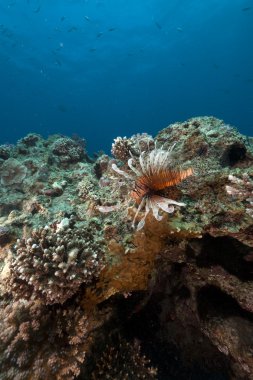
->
[[68, 26, 78, 32], [96, 31, 103, 38], [54, 59, 62, 66], [108, 27, 116, 32], [60, 16, 66, 22], [242, 7, 251, 11], [155, 21, 162, 29], [33, 6, 40, 13], [177, 27, 183, 32], [84, 15, 90, 21]]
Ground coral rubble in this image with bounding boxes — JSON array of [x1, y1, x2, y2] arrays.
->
[[0, 117, 253, 379]]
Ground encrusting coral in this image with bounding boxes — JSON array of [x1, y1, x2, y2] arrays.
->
[[7, 219, 105, 304]]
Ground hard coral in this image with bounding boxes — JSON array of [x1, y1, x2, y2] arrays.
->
[[226, 173, 253, 217], [8, 220, 105, 304], [0, 297, 108, 380], [51, 137, 85, 164], [0, 158, 27, 186], [111, 133, 154, 162], [0, 226, 12, 246], [112, 145, 192, 230], [18, 133, 41, 147], [89, 335, 157, 379], [0, 144, 14, 160]]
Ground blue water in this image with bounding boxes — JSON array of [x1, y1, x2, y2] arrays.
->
[[0, 0, 252, 153]]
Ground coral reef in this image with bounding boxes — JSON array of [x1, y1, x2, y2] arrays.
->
[[0, 117, 253, 379]]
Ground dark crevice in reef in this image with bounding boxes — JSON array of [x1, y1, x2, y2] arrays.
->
[[105, 291, 230, 380], [197, 285, 253, 322], [80, 290, 230, 379], [220, 142, 247, 167], [192, 235, 253, 281]]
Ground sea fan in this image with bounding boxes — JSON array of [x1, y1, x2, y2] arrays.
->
[[112, 145, 193, 230]]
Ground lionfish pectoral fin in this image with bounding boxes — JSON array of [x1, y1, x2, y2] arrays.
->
[[132, 197, 146, 229], [135, 198, 150, 231], [149, 198, 163, 221]]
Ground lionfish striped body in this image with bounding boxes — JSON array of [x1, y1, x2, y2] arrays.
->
[[112, 145, 193, 230], [131, 167, 193, 203]]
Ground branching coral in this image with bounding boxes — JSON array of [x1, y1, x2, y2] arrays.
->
[[0, 297, 109, 380], [89, 335, 157, 379], [112, 145, 193, 230], [111, 133, 154, 162], [7, 220, 105, 304]]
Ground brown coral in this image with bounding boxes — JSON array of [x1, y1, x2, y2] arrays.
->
[[51, 137, 85, 164], [89, 335, 157, 380], [0, 297, 109, 380], [226, 172, 253, 218]]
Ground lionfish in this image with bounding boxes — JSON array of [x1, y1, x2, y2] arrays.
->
[[112, 144, 193, 231]]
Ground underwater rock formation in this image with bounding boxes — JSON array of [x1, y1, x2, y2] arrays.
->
[[0, 116, 252, 379]]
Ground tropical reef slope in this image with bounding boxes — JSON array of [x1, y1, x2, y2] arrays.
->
[[0, 117, 252, 379]]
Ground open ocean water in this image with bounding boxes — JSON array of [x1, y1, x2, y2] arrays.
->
[[0, 0, 252, 153]]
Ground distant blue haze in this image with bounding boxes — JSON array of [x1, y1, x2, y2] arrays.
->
[[0, 0, 252, 153]]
